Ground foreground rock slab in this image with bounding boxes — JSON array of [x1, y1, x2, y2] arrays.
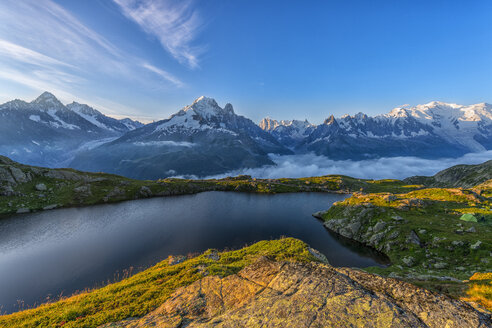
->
[[102, 257, 490, 328]]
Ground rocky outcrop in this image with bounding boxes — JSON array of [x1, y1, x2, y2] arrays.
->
[[101, 257, 490, 328]]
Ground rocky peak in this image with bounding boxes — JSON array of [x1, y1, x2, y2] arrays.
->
[[259, 117, 280, 131], [0, 99, 29, 110], [67, 102, 102, 116], [323, 114, 338, 126], [31, 91, 65, 110], [184, 96, 234, 119]]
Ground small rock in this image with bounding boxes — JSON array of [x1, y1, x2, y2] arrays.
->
[[406, 230, 421, 247], [312, 211, 326, 219], [402, 256, 416, 267], [369, 232, 386, 246], [383, 194, 397, 202], [418, 229, 426, 235], [373, 221, 387, 233], [139, 186, 153, 197], [387, 230, 399, 240], [456, 266, 466, 271], [466, 226, 476, 233], [16, 208, 30, 214], [451, 241, 464, 247], [168, 255, 186, 266], [35, 183, 47, 191], [433, 262, 448, 269], [391, 215, 406, 224], [205, 251, 220, 261], [470, 241, 482, 250], [43, 204, 58, 210], [388, 272, 401, 279], [309, 248, 329, 264]]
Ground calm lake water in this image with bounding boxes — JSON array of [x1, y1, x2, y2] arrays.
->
[[0, 192, 388, 314]]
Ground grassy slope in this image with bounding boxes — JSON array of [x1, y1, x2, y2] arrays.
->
[[320, 181, 492, 310], [0, 238, 316, 328], [1, 156, 491, 320]]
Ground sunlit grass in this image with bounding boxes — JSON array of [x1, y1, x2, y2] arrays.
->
[[0, 238, 315, 328]]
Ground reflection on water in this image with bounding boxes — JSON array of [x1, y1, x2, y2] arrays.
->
[[0, 191, 388, 314]]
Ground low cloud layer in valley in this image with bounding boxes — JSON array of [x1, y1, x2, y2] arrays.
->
[[197, 151, 492, 180]]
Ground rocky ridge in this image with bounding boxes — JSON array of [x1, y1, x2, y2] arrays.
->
[[405, 160, 492, 188], [102, 256, 490, 328]]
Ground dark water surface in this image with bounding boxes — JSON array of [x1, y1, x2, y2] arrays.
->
[[0, 192, 388, 314]]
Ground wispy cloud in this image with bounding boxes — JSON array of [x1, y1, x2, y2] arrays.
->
[[113, 0, 204, 68], [0, 39, 75, 69], [142, 63, 184, 87], [0, 0, 184, 117]]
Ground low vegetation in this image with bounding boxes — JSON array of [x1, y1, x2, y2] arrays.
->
[[0, 238, 317, 328], [1, 156, 491, 320], [462, 272, 492, 311], [319, 179, 492, 310], [0, 156, 422, 217]]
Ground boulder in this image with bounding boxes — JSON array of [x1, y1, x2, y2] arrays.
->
[[470, 241, 482, 250], [102, 257, 490, 328], [35, 183, 47, 191]]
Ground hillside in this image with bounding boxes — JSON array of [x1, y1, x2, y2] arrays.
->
[[0, 239, 489, 328], [405, 160, 492, 188]]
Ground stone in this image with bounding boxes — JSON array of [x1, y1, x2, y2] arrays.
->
[[402, 256, 416, 267], [16, 208, 30, 214], [466, 226, 477, 233], [406, 230, 421, 246], [101, 257, 490, 328], [35, 183, 47, 191], [433, 262, 448, 269], [347, 221, 362, 236], [373, 220, 387, 233], [43, 204, 58, 210], [308, 248, 329, 264], [470, 241, 482, 250], [391, 215, 405, 223], [383, 194, 397, 202], [9, 167, 29, 183], [205, 251, 220, 261], [0, 167, 16, 184], [167, 255, 186, 266], [139, 186, 153, 197], [312, 211, 326, 219], [387, 230, 399, 240], [451, 241, 464, 247], [369, 232, 386, 246], [418, 229, 427, 234]]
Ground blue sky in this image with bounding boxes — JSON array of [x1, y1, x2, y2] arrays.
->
[[0, 0, 491, 123]]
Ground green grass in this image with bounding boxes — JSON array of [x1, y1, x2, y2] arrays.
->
[[0, 238, 316, 328], [321, 187, 492, 282]]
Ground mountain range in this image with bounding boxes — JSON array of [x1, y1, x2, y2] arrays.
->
[[1, 93, 491, 179], [0, 92, 142, 167]]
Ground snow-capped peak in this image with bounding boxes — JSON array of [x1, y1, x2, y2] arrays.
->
[[182, 96, 234, 119], [67, 102, 102, 117], [154, 97, 238, 134], [31, 91, 64, 109]]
